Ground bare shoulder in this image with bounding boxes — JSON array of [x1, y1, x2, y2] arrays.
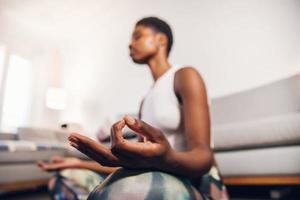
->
[[175, 66, 200, 77], [174, 66, 206, 92]]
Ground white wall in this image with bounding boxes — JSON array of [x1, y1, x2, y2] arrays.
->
[[0, 0, 299, 134]]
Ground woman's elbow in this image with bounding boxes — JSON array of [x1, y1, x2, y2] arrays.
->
[[188, 149, 214, 179]]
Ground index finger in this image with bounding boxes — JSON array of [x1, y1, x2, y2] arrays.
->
[[123, 115, 164, 142]]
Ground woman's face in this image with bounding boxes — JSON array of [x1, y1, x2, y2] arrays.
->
[[129, 25, 160, 64]]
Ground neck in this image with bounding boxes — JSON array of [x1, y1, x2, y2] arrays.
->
[[147, 52, 171, 81]]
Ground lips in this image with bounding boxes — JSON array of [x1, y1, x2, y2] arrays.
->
[[130, 50, 137, 57]]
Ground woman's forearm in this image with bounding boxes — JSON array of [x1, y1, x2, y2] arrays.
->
[[158, 147, 213, 179], [79, 160, 120, 174]]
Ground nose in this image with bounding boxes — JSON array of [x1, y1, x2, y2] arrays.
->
[[129, 40, 134, 51]]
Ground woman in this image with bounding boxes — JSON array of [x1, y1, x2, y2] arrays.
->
[[40, 17, 228, 200]]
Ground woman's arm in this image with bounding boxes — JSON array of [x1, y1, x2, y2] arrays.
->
[[120, 67, 213, 178], [159, 66, 213, 178], [68, 67, 213, 179]]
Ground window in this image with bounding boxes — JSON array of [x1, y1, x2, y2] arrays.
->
[[0, 45, 5, 84], [0, 45, 7, 131], [0, 54, 33, 132]]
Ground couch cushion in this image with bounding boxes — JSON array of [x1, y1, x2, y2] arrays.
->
[[215, 145, 300, 176], [0, 140, 67, 152], [0, 140, 87, 186], [0, 140, 67, 163], [213, 112, 300, 151], [0, 132, 18, 140], [18, 127, 57, 142], [0, 163, 54, 183]]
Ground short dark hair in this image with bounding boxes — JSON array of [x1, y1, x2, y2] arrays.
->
[[136, 17, 173, 56]]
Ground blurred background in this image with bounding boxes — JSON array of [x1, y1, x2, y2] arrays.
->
[[0, 0, 300, 199], [0, 0, 299, 135]]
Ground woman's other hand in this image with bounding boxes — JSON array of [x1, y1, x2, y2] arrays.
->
[[37, 156, 82, 172]]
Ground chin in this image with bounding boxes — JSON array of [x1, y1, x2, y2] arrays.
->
[[131, 56, 148, 64]]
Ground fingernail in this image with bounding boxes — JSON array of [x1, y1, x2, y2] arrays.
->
[[125, 115, 135, 125]]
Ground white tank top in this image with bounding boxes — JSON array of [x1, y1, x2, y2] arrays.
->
[[141, 65, 188, 151]]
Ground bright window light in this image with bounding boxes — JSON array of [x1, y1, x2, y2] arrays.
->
[[0, 45, 5, 84], [1, 55, 33, 132]]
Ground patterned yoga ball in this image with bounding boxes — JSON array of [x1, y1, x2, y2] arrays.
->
[[88, 169, 199, 200]]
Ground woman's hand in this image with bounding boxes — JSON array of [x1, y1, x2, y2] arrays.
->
[[68, 115, 173, 169], [37, 156, 82, 171]]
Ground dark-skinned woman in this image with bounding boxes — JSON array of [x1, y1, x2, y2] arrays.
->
[[70, 17, 229, 200], [39, 17, 229, 200]]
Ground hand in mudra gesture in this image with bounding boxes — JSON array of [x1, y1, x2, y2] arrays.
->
[[68, 115, 173, 169]]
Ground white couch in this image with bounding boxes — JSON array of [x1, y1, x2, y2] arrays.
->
[[0, 127, 87, 193], [211, 73, 300, 185]]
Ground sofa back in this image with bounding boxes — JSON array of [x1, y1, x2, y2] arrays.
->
[[210, 73, 300, 125]]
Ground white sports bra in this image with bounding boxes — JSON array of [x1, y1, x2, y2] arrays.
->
[[140, 65, 188, 151]]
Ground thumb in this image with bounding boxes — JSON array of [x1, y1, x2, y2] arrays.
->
[[123, 115, 164, 142], [37, 160, 45, 168]]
